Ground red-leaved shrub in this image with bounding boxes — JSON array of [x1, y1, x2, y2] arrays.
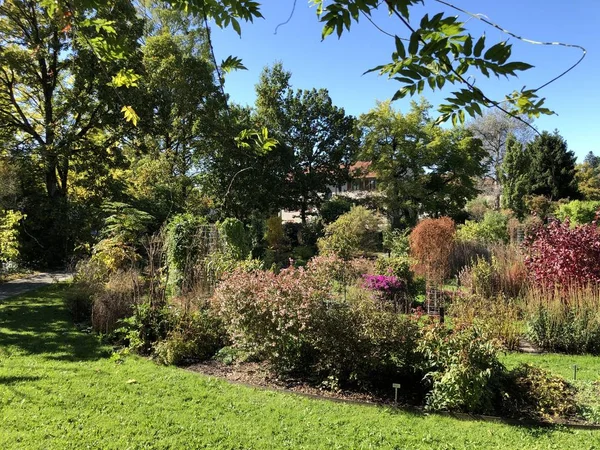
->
[[523, 218, 600, 288]]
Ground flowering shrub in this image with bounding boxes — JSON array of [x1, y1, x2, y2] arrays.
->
[[523, 218, 600, 288], [362, 274, 405, 294], [211, 266, 332, 373], [212, 265, 419, 384], [362, 273, 410, 313]]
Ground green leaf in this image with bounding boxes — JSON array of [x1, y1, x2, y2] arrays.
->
[[322, 24, 335, 40], [393, 77, 417, 84], [429, 12, 444, 27], [474, 35, 485, 57], [436, 75, 445, 89], [108, 69, 141, 88], [221, 56, 248, 74], [400, 69, 421, 80], [484, 42, 508, 62], [231, 18, 242, 36], [395, 36, 406, 59], [363, 64, 386, 75], [397, 2, 409, 19], [439, 23, 463, 36], [463, 35, 473, 57], [391, 86, 411, 101], [408, 31, 420, 55], [501, 61, 535, 73]]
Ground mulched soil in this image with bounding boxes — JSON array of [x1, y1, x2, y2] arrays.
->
[[187, 360, 390, 405]]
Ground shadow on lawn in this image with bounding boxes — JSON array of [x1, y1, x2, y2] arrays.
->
[[386, 406, 574, 436], [0, 285, 110, 362], [0, 375, 42, 385]]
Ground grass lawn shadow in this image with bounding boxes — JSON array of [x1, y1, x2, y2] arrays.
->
[[0, 284, 109, 362]]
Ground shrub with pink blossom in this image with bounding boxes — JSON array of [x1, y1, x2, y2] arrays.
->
[[362, 274, 406, 294], [211, 265, 331, 373]]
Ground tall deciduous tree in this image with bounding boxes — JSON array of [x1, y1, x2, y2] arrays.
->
[[131, 11, 227, 221], [0, 0, 141, 200], [205, 104, 295, 220], [285, 88, 359, 224], [576, 161, 600, 201], [468, 108, 533, 209], [577, 151, 600, 201], [360, 100, 485, 229], [255, 63, 359, 224], [0, 0, 142, 263]]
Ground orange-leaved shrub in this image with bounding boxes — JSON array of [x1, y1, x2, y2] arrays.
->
[[410, 217, 455, 284]]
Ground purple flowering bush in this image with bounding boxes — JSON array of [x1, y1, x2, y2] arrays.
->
[[362, 274, 406, 294], [362, 274, 410, 313]]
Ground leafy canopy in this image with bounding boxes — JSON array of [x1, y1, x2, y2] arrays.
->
[[42, 0, 566, 126]]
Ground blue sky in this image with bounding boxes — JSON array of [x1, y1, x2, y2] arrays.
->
[[210, 0, 599, 161]]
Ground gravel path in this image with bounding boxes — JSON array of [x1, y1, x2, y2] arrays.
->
[[0, 272, 72, 301]]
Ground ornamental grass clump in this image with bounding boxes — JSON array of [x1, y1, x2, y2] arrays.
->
[[526, 284, 600, 354]]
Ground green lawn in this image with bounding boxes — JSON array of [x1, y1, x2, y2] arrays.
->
[[502, 352, 600, 382], [1, 286, 600, 449]]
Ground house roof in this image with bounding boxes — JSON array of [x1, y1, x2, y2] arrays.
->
[[350, 161, 376, 178]]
